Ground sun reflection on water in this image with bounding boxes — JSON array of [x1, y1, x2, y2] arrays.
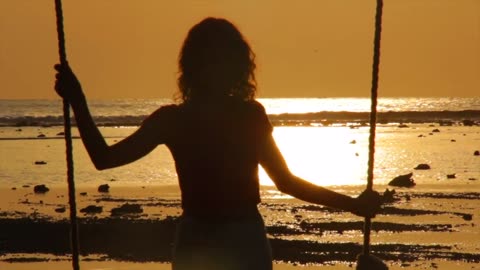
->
[[259, 126, 370, 187]]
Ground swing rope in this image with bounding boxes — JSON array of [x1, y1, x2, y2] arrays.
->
[[54, 1, 81, 269], [363, 0, 384, 257]]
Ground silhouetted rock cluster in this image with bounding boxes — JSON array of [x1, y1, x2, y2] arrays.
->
[[80, 205, 103, 214], [55, 207, 66, 213], [388, 173, 415, 188], [414, 164, 431, 170], [33, 184, 49, 194], [111, 203, 143, 216], [462, 119, 476, 126], [382, 189, 399, 203], [98, 184, 110, 193]]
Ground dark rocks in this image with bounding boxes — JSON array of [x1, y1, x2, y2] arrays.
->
[[462, 119, 475, 126], [55, 207, 66, 213], [80, 205, 103, 214], [432, 129, 440, 133], [111, 203, 143, 216], [37, 134, 46, 138], [33, 184, 49, 194], [474, 150, 480, 156], [388, 173, 416, 188], [98, 184, 110, 193], [34, 161, 47, 165], [414, 164, 431, 170], [80, 192, 88, 196], [382, 189, 398, 203], [56, 132, 65, 136], [447, 174, 456, 179]]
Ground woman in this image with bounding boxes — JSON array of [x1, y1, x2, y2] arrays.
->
[[55, 17, 382, 270]]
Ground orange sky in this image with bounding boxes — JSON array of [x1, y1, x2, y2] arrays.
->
[[1, 0, 479, 99]]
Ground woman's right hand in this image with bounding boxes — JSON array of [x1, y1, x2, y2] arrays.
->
[[54, 63, 85, 103]]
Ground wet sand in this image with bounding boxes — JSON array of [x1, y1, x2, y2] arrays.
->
[[0, 185, 479, 269]]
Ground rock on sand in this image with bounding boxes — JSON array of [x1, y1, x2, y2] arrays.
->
[[414, 164, 431, 170], [98, 184, 110, 193], [80, 205, 103, 214], [111, 203, 143, 216], [34, 184, 50, 194], [388, 173, 416, 188]]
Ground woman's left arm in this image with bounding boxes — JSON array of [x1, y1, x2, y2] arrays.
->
[[73, 97, 162, 170]]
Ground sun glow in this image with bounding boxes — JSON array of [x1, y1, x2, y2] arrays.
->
[[259, 126, 369, 187]]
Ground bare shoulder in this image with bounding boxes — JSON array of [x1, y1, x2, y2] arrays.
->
[[244, 99, 267, 114], [142, 104, 181, 128], [150, 104, 180, 119]]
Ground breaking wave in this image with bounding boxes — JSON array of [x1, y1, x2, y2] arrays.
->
[[1, 110, 479, 127]]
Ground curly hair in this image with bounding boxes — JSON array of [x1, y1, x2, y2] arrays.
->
[[177, 18, 257, 103]]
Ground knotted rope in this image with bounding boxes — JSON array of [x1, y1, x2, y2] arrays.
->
[[54, 1, 80, 269], [363, 0, 384, 256]]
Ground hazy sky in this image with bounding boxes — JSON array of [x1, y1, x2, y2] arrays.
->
[[1, 0, 479, 99]]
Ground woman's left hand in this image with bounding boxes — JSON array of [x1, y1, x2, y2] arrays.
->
[[351, 190, 383, 218], [54, 63, 85, 103]]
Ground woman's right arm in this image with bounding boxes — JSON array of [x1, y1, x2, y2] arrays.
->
[[54, 64, 162, 170], [258, 134, 382, 217]]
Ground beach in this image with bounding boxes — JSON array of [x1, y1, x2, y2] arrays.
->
[[0, 184, 479, 270], [1, 97, 479, 269]]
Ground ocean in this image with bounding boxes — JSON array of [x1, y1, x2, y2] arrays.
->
[[1, 97, 480, 126], [1, 97, 479, 190]]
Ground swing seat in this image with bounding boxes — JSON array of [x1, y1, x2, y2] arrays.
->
[[356, 254, 389, 270]]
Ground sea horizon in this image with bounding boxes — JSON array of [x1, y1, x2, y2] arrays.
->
[[1, 97, 479, 127]]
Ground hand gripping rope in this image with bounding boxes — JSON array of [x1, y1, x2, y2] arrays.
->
[[357, 0, 387, 269], [54, 1, 81, 270]]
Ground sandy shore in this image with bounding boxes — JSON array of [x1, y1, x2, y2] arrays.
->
[[0, 185, 479, 269]]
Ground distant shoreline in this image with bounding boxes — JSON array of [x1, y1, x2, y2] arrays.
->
[[1, 110, 479, 127]]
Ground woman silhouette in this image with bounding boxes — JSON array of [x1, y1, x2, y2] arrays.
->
[[55, 17, 381, 270]]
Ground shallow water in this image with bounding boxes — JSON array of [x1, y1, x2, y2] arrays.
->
[[1, 124, 479, 189]]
